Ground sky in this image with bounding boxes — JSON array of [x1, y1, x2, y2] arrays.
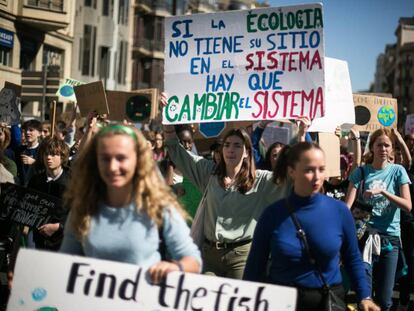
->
[[268, 0, 414, 92]]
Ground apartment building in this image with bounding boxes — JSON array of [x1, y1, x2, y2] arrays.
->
[[71, 0, 132, 91], [374, 17, 414, 123], [0, 0, 75, 116]]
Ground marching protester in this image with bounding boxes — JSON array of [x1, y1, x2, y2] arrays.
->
[[161, 94, 310, 279], [153, 131, 166, 162], [40, 122, 51, 140], [165, 125, 202, 219], [60, 123, 201, 283], [27, 136, 70, 251], [345, 128, 412, 311], [0, 124, 17, 181], [251, 120, 285, 171], [243, 142, 379, 311], [15, 119, 42, 186]]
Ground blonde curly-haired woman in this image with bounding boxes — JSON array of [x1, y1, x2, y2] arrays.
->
[[60, 124, 201, 283]]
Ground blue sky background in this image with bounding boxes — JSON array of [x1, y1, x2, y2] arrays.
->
[[268, 0, 414, 91]]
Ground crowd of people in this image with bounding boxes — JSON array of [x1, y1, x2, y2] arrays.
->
[[1, 96, 414, 311]]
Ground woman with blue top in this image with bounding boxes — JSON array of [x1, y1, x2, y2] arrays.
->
[[60, 124, 201, 283], [345, 128, 412, 311], [244, 142, 379, 311]]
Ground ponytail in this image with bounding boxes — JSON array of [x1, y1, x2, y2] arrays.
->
[[273, 142, 323, 185]]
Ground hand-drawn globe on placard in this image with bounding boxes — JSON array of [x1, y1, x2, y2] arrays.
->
[[377, 105, 396, 127], [126, 95, 151, 122], [59, 85, 74, 97]]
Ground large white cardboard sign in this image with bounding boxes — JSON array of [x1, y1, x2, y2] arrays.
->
[[308, 57, 355, 133], [405, 114, 414, 135], [164, 3, 325, 124], [8, 249, 297, 311]]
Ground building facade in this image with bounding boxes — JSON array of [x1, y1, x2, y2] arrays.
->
[[374, 17, 414, 124], [0, 0, 75, 117], [71, 0, 133, 91]]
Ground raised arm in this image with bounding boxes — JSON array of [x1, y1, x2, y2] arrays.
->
[[251, 120, 271, 168], [349, 127, 361, 171], [393, 128, 412, 170]]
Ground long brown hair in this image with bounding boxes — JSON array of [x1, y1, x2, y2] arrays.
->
[[364, 128, 394, 164], [64, 124, 184, 240], [215, 128, 256, 194]]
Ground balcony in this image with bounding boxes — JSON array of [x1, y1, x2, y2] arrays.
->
[[133, 37, 164, 56], [17, 0, 69, 32], [135, 0, 173, 14]]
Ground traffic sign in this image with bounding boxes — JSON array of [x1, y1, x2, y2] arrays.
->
[[199, 122, 225, 138]]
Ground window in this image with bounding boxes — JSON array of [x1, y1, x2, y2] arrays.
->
[[0, 46, 11, 66], [154, 17, 164, 51], [117, 41, 128, 84], [43, 45, 64, 76], [118, 0, 129, 25], [78, 38, 83, 71], [102, 0, 109, 15], [84, 0, 96, 8], [19, 37, 37, 70], [81, 25, 96, 76], [99, 46, 110, 83], [27, 0, 64, 11]]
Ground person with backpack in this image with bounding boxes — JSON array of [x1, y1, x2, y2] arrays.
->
[[345, 128, 412, 311]]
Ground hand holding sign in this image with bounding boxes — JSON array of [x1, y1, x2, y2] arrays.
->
[[38, 223, 60, 237], [148, 260, 182, 284], [160, 92, 176, 138], [296, 116, 311, 142]]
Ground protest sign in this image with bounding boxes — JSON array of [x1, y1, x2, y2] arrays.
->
[[405, 114, 414, 135], [262, 124, 290, 147], [56, 78, 85, 102], [193, 121, 254, 154], [8, 249, 297, 311], [164, 3, 325, 125], [0, 183, 62, 228], [4, 81, 22, 97], [353, 94, 397, 132], [0, 82, 21, 125], [318, 132, 340, 177], [308, 57, 354, 133], [74, 81, 109, 116], [106, 89, 158, 122]]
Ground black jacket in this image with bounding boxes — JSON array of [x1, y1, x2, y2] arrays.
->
[[27, 169, 70, 250]]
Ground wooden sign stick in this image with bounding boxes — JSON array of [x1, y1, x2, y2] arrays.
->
[[51, 100, 57, 137]]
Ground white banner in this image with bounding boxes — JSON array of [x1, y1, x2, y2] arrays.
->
[[308, 57, 355, 133], [8, 249, 297, 311], [164, 3, 325, 124], [405, 114, 414, 135], [56, 78, 85, 102]]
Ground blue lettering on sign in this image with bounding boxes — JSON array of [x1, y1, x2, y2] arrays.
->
[[211, 19, 226, 30], [171, 20, 193, 38], [0, 28, 14, 48], [205, 74, 234, 92], [190, 57, 210, 74], [199, 122, 226, 138]]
